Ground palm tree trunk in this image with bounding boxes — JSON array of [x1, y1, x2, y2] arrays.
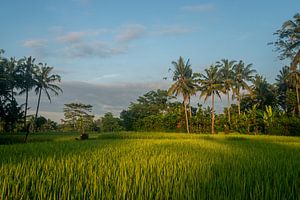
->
[[227, 91, 231, 123], [188, 96, 192, 118], [24, 87, 29, 142], [296, 75, 300, 117], [188, 96, 192, 133], [35, 88, 42, 131], [237, 91, 241, 116], [183, 97, 190, 133], [35, 88, 42, 119], [212, 93, 215, 134]]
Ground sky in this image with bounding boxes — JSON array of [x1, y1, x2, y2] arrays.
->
[[1, 0, 299, 122]]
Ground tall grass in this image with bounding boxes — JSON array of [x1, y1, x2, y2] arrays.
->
[[1, 132, 299, 199]]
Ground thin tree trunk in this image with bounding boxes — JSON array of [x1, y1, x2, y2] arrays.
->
[[212, 93, 215, 134], [183, 97, 190, 133], [35, 88, 42, 119], [227, 91, 231, 123], [188, 96, 192, 118], [35, 88, 42, 131], [296, 75, 300, 117], [188, 96, 192, 133], [24, 87, 29, 142], [237, 90, 241, 116]]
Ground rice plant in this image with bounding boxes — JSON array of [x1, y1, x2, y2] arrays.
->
[[0, 132, 299, 199]]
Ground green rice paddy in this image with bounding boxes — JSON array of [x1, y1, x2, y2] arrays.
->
[[1, 132, 299, 199]]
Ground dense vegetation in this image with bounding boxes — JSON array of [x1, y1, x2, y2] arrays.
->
[[0, 52, 62, 140], [1, 132, 299, 199], [62, 13, 300, 136], [1, 13, 300, 138]]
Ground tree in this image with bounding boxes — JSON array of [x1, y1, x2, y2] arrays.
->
[[273, 13, 300, 116], [276, 66, 290, 112], [232, 60, 256, 116], [63, 102, 94, 139], [101, 112, 123, 132], [120, 90, 175, 131], [246, 75, 277, 110], [168, 57, 194, 133], [197, 65, 223, 134], [19, 56, 37, 141], [34, 63, 62, 128], [3, 57, 22, 103], [217, 59, 236, 124]]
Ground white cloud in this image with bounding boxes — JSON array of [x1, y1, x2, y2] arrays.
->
[[115, 24, 146, 42], [181, 3, 215, 12], [57, 32, 86, 43], [63, 42, 126, 58], [56, 29, 108, 44], [23, 39, 48, 48]]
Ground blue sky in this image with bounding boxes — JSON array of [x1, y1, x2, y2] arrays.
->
[[1, 0, 299, 121]]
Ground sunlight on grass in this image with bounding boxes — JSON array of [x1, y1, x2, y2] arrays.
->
[[1, 132, 299, 199]]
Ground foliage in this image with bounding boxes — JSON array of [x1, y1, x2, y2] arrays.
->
[[101, 112, 124, 132], [62, 102, 94, 135], [0, 49, 62, 136], [168, 57, 195, 133]]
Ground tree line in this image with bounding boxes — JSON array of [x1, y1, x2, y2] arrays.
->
[[2, 13, 300, 137], [0, 51, 62, 141], [74, 13, 300, 136]]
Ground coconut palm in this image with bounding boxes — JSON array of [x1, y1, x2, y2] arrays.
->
[[232, 60, 256, 116], [274, 13, 300, 115], [168, 57, 194, 133], [217, 59, 236, 123], [19, 56, 36, 139], [273, 13, 300, 61], [34, 63, 62, 124], [3, 57, 23, 102], [198, 65, 223, 134]]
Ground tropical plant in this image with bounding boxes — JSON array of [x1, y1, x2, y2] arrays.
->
[[33, 63, 62, 126], [197, 65, 223, 134], [217, 59, 236, 124], [273, 13, 300, 116], [276, 66, 290, 112], [19, 56, 37, 139], [232, 60, 256, 116], [168, 57, 194, 133]]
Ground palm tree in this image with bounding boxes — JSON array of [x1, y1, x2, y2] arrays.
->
[[274, 13, 300, 115], [217, 59, 236, 123], [287, 68, 300, 116], [34, 63, 62, 124], [3, 57, 23, 102], [198, 65, 223, 134], [168, 57, 194, 133], [19, 56, 36, 139], [232, 61, 256, 116]]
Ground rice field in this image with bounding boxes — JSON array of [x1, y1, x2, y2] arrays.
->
[[0, 132, 300, 199]]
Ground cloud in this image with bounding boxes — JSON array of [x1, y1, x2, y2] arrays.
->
[[153, 26, 194, 36], [63, 42, 126, 58], [57, 32, 87, 43], [91, 74, 120, 81], [56, 30, 107, 44], [23, 39, 48, 48], [181, 3, 215, 12], [115, 24, 146, 42], [22, 39, 52, 58]]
